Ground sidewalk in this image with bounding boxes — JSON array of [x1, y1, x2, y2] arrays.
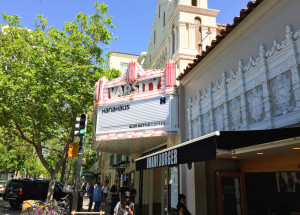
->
[[81, 195, 110, 214]]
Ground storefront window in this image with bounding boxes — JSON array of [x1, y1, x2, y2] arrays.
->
[[168, 166, 178, 214]]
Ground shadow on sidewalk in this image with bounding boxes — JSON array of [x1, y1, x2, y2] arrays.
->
[[79, 196, 110, 214]]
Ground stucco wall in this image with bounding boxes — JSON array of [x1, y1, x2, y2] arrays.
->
[[181, 0, 300, 141]]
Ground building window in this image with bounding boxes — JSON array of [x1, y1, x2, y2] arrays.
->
[[154, 31, 156, 44], [194, 17, 202, 52], [110, 155, 114, 166], [172, 25, 175, 55], [192, 0, 197, 6], [163, 12, 166, 27], [167, 166, 178, 214], [120, 62, 128, 73], [159, 5, 161, 19]]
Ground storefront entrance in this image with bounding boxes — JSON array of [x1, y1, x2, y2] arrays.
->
[[216, 172, 247, 215], [245, 172, 300, 215]]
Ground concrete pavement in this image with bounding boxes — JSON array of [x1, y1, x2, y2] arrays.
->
[[80, 195, 110, 214], [0, 197, 20, 215]]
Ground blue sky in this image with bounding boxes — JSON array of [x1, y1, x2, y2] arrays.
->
[[1, 0, 249, 55]]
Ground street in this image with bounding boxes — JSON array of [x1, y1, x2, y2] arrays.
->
[[0, 197, 20, 215]]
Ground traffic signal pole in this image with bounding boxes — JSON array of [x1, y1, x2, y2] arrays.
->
[[72, 135, 84, 211], [71, 114, 87, 211]]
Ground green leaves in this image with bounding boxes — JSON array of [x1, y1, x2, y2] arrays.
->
[[0, 1, 118, 180]]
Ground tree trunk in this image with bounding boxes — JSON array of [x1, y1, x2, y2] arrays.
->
[[60, 152, 68, 184], [14, 170, 18, 179], [47, 173, 57, 202], [66, 160, 72, 184], [5, 170, 8, 180]]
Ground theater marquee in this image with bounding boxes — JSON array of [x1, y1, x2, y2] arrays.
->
[[92, 61, 179, 153]]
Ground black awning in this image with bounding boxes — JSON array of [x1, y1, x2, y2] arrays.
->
[[135, 127, 300, 171]]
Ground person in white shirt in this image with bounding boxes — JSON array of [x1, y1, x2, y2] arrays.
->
[[102, 182, 109, 205]]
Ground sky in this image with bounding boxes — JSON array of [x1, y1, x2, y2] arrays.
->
[[1, 0, 250, 56]]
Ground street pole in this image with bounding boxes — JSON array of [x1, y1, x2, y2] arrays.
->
[[72, 136, 84, 211]]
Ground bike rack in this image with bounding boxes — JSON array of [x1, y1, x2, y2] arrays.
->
[[71, 211, 105, 215]]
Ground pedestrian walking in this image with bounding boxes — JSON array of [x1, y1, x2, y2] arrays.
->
[[114, 191, 135, 215], [86, 182, 90, 193], [177, 194, 192, 215], [118, 181, 129, 201], [105, 176, 109, 184], [102, 181, 109, 205], [93, 182, 102, 212], [109, 180, 119, 215], [77, 187, 85, 211], [82, 182, 87, 195], [129, 182, 137, 203], [87, 182, 95, 212]]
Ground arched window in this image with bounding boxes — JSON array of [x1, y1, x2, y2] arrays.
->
[[194, 17, 202, 52], [192, 0, 197, 6]]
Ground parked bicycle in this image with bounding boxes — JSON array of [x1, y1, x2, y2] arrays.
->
[[21, 194, 72, 215]]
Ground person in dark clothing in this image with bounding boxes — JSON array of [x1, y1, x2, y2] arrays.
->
[[105, 176, 109, 184], [88, 182, 95, 212], [110, 180, 119, 215], [118, 181, 129, 201], [77, 187, 85, 211], [177, 194, 192, 215], [129, 182, 137, 203], [113, 191, 135, 215], [82, 183, 87, 194]]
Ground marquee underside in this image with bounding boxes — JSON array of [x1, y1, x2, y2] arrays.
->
[[92, 135, 171, 155]]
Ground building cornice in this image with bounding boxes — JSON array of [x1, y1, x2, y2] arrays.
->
[[165, 4, 219, 30]]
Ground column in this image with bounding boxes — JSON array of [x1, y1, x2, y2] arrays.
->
[[208, 82, 215, 132], [198, 91, 203, 136], [238, 60, 250, 129], [189, 23, 196, 50], [260, 44, 274, 128], [187, 97, 193, 140], [178, 22, 186, 50], [222, 71, 230, 130], [287, 25, 300, 110]]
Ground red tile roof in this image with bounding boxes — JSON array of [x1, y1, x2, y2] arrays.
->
[[177, 0, 264, 81]]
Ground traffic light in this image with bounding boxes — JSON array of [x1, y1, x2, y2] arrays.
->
[[74, 114, 88, 136]]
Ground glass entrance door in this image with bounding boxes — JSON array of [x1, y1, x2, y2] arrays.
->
[[216, 172, 247, 215]]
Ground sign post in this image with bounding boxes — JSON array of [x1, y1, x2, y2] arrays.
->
[[72, 136, 84, 211], [72, 114, 87, 212]]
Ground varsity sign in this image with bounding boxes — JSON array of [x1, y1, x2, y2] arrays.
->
[[93, 61, 179, 142]]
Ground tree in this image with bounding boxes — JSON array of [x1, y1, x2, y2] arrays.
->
[[0, 127, 48, 179], [0, 2, 115, 201]]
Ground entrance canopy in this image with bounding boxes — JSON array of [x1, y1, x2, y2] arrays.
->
[[135, 127, 300, 171]]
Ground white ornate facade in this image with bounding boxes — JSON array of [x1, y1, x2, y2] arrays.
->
[[187, 25, 300, 140]]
